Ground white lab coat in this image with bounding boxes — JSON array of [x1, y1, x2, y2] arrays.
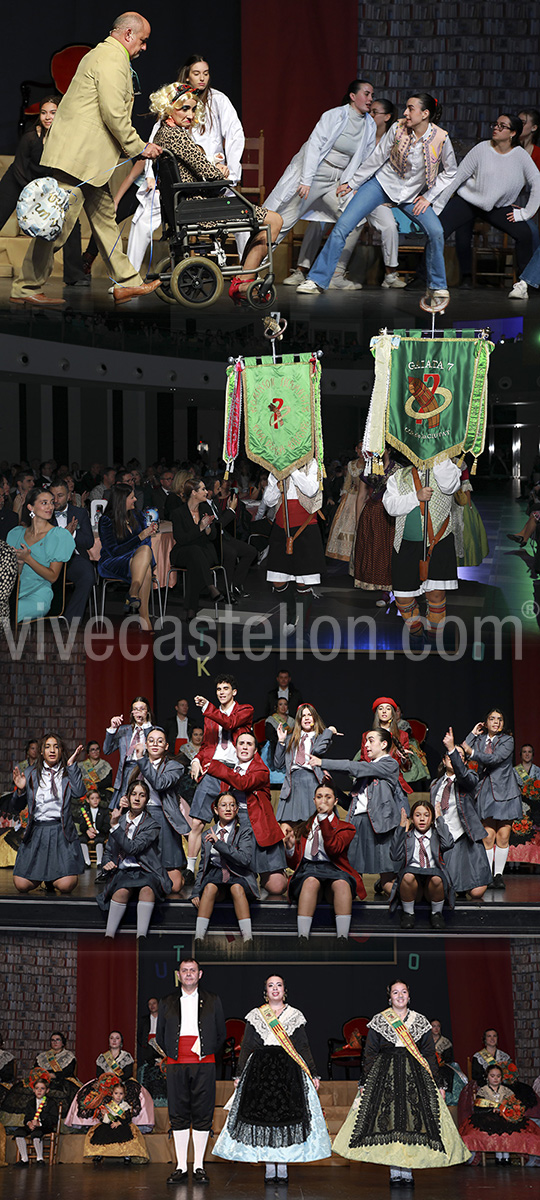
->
[[266, 105, 376, 225]]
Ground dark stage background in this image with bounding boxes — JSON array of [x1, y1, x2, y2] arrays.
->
[[151, 650, 515, 782]]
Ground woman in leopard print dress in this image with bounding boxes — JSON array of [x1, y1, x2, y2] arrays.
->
[[150, 83, 282, 299]]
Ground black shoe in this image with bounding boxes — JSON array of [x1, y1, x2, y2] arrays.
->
[[373, 877, 384, 895], [275, 1169, 288, 1184], [15, 1161, 29, 1168], [35, 1160, 45, 1167], [193, 1168, 210, 1184], [492, 874, 506, 890], [430, 912, 445, 930], [183, 869, 195, 887], [167, 1169, 189, 1184], [400, 912, 415, 929], [390, 1177, 402, 1187], [232, 584, 250, 600]]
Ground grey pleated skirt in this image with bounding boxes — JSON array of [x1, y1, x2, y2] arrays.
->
[[276, 769, 319, 822], [443, 835, 492, 892], [14, 821, 85, 881], [347, 811, 396, 875], [147, 805, 186, 871], [477, 790, 523, 822], [237, 805, 287, 875]]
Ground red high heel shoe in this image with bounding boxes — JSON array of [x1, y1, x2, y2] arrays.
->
[[228, 275, 255, 306]]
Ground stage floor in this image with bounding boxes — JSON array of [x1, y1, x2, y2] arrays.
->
[[0, 277, 531, 361], [1, 867, 539, 939], [0, 1159, 538, 1200]]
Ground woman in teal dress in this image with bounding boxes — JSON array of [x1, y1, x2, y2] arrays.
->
[[6, 487, 74, 621]]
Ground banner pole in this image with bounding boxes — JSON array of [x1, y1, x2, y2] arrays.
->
[[423, 467, 430, 561]]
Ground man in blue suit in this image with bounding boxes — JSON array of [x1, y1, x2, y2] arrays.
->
[[50, 481, 95, 620]]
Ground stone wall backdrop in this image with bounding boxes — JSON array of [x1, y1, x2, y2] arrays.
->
[[358, 2, 539, 159], [1, 935, 78, 1074], [0, 629, 87, 793], [510, 940, 540, 1083]]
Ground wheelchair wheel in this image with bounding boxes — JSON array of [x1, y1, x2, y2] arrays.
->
[[170, 257, 223, 307], [154, 256, 177, 305], [246, 277, 277, 312]]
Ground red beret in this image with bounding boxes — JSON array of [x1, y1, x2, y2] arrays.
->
[[372, 697, 397, 711]]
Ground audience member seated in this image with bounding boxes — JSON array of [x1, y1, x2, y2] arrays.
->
[[98, 483, 159, 629], [50, 480, 95, 621], [6, 488, 75, 622], [2, 1033, 79, 1129], [206, 478, 257, 600], [163, 469, 194, 520], [89, 467, 116, 504], [65, 1030, 154, 1133], [151, 468, 175, 519], [169, 477, 223, 618], [11, 471, 35, 521], [0, 480, 17, 541], [460, 1063, 540, 1162]]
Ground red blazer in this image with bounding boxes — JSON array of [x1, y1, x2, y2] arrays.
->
[[207, 755, 283, 848], [196, 700, 254, 769], [360, 727, 412, 794], [288, 812, 366, 900]]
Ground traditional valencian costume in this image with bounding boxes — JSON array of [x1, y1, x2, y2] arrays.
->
[[83, 1096, 149, 1162], [213, 1004, 331, 1164], [333, 1007, 469, 1170]]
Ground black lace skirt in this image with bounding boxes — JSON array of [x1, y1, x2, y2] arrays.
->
[[349, 1047, 445, 1154], [228, 1047, 311, 1149]]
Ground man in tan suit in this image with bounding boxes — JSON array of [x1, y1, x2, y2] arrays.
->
[[11, 12, 162, 305]]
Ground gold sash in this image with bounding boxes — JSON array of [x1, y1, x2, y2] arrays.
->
[[381, 1008, 433, 1077], [258, 1005, 312, 1079]]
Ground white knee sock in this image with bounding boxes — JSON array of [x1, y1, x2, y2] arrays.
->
[[238, 918, 252, 941], [192, 1129, 210, 1171], [297, 916, 312, 938], [173, 1129, 190, 1172], [187, 857, 197, 873], [16, 1136, 28, 1161], [276, 1163, 288, 1178], [402, 900, 415, 914], [335, 915, 351, 938], [136, 900, 155, 938], [33, 1137, 44, 1161], [81, 843, 91, 866], [431, 900, 444, 914], [195, 917, 210, 940], [96, 843, 103, 865], [105, 900, 127, 938], [494, 846, 509, 876]]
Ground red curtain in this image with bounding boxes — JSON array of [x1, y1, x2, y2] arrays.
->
[[85, 634, 154, 756], [75, 936, 138, 1080], [512, 641, 540, 751], [241, 0, 358, 193], [445, 939, 515, 1068]]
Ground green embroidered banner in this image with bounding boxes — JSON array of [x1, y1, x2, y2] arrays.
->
[[223, 353, 324, 481], [364, 332, 493, 470]]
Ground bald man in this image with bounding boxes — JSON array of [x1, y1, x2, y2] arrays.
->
[[11, 13, 163, 306]]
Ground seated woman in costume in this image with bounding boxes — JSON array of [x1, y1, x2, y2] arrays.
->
[[98, 484, 159, 630], [472, 1028, 537, 1109], [83, 1082, 149, 1164], [460, 1063, 540, 1162], [65, 1030, 154, 1133], [149, 83, 282, 302], [79, 741, 113, 794], [0, 1035, 76, 1130]]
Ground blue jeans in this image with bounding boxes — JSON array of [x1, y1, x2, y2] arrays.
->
[[308, 175, 447, 289], [522, 244, 540, 288]]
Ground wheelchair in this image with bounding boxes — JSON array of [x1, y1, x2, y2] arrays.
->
[[151, 149, 277, 311]]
